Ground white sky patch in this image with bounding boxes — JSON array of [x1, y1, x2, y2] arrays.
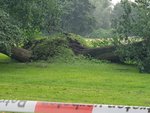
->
[[111, 0, 120, 5], [111, 0, 135, 5]]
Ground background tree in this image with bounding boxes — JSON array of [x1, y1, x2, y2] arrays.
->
[[59, 0, 96, 36], [90, 0, 112, 29], [0, 0, 62, 61], [0, 0, 61, 38], [113, 0, 150, 73], [0, 9, 23, 54], [88, 0, 113, 38]]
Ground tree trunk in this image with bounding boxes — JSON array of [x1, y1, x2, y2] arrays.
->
[[0, 47, 32, 62], [68, 38, 120, 62], [81, 46, 120, 62], [11, 47, 32, 62]]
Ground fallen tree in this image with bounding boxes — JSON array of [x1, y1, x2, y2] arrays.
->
[[0, 37, 120, 62], [67, 38, 120, 62], [82, 46, 120, 62], [11, 47, 32, 62]]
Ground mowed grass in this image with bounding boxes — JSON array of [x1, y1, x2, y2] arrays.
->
[[0, 53, 150, 106], [0, 53, 11, 63]]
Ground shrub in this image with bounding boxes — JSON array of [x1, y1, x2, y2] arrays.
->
[[91, 39, 113, 47], [32, 37, 74, 62], [88, 28, 114, 38]]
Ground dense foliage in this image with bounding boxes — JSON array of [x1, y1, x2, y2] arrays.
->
[[0, 0, 61, 36], [0, 9, 22, 53], [90, 0, 112, 29], [32, 37, 74, 62], [88, 28, 114, 38], [0, 0, 62, 56], [60, 0, 96, 36], [113, 0, 150, 73], [87, 0, 114, 38], [0, 0, 98, 51]]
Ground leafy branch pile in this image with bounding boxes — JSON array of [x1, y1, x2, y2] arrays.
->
[[113, 0, 150, 73]]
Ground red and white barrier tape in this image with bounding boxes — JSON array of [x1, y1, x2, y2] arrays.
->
[[0, 100, 150, 113]]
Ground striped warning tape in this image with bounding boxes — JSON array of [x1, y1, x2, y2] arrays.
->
[[0, 100, 150, 113]]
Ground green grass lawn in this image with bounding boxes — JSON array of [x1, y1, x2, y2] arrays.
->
[[0, 53, 11, 63], [0, 53, 150, 106]]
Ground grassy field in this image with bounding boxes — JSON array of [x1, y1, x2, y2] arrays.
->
[[0, 53, 150, 106], [0, 54, 11, 63]]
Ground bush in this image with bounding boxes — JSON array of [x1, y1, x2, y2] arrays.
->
[[32, 37, 74, 62], [91, 39, 113, 47], [88, 28, 114, 38], [46, 33, 88, 47]]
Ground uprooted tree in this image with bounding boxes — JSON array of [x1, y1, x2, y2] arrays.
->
[[1, 33, 145, 64], [0, 32, 121, 63]]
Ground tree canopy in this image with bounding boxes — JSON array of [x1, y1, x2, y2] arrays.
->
[[60, 0, 96, 36], [0, 9, 23, 54], [113, 0, 150, 72]]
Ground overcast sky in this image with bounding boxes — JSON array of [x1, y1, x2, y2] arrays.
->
[[111, 0, 135, 5], [111, 0, 120, 5]]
